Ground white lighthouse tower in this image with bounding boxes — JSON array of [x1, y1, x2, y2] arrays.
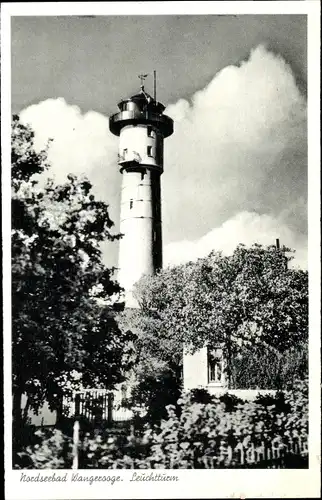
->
[[109, 75, 173, 307]]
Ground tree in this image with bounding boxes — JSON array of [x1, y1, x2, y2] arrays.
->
[[11, 115, 135, 436], [131, 243, 308, 391], [117, 308, 182, 422]]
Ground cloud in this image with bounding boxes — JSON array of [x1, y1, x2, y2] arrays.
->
[[163, 44, 307, 243], [164, 211, 307, 270]]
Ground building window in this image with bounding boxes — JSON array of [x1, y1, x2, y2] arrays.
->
[[147, 126, 153, 137], [208, 347, 224, 384], [121, 385, 127, 404], [129, 199, 133, 209], [123, 148, 128, 157], [147, 145, 153, 157]]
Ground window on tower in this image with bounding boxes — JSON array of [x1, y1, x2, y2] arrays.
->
[[123, 148, 128, 157], [129, 199, 133, 209], [147, 126, 153, 137], [147, 145, 153, 157]]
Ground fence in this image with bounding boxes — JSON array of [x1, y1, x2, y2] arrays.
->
[[190, 436, 308, 468], [64, 389, 133, 424]]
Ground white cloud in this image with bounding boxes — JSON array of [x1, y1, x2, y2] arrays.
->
[[163, 44, 307, 242], [19, 97, 119, 215], [164, 211, 307, 270]]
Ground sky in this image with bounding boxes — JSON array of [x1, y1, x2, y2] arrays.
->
[[11, 14, 308, 269]]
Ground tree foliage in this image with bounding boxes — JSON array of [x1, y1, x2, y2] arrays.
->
[[135, 244, 308, 353], [131, 244, 308, 391], [11, 115, 135, 427]]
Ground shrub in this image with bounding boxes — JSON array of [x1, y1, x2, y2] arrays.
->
[[14, 428, 72, 469], [78, 379, 308, 469], [133, 379, 309, 468], [127, 371, 181, 425], [80, 428, 152, 469], [187, 388, 214, 405], [181, 388, 244, 409], [14, 379, 308, 469], [230, 342, 308, 390]]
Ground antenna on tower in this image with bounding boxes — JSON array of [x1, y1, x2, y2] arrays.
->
[[153, 70, 157, 101]]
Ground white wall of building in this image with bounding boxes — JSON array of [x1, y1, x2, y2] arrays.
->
[[119, 124, 163, 169], [21, 393, 57, 426], [118, 169, 157, 307]]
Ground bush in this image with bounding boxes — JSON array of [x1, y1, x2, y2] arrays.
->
[[187, 388, 214, 405], [230, 342, 308, 390], [14, 379, 308, 469], [182, 388, 244, 411], [80, 428, 151, 469], [78, 379, 308, 469], [140, 379, 308, 468], [127, 371, 181, 425], [14, 428, 73, 469]]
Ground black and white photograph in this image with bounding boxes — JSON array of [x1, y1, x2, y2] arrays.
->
[[2, 2, 321, 499]]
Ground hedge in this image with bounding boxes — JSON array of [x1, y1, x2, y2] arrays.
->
[[14, 379, 308, 469]]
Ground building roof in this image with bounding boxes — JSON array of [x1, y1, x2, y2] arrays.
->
[[117, 86, 165, 114]]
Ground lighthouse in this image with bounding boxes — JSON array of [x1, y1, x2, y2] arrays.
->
[[109, 75, 173, 307]]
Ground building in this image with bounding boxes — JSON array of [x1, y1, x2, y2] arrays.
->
[[183, 345, 226, 393], [109, 76, 173, 307]]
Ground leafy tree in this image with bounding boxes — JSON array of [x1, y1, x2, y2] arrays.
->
[[117, 309, 182, 423], [131, 244, 308, 390], [229, 340, 308, 390], [11, 115, 135, 436]]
